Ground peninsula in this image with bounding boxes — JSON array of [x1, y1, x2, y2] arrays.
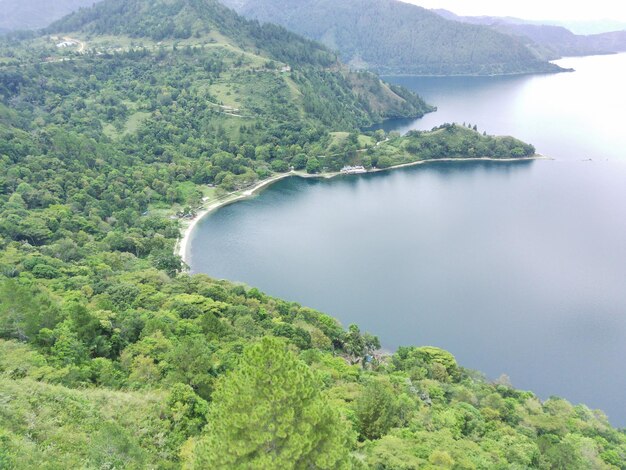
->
[[177, 123, 543, 264]]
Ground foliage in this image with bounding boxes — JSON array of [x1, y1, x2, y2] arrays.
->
[[164, 383, 209, 450], [354, 378, 404, 440], [187, 337, 353, 469], [222, 0, 563, 76], [366, 123, 537, 169]]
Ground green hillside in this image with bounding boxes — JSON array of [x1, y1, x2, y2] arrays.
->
[[221, 0, 564, 76], [39, 0, 432, 128], [1, 0, 624, 468]]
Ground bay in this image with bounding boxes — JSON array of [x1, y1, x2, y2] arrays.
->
[[189, 54, 626, 425]]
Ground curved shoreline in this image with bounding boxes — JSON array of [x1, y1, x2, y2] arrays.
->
[[176, 155, 547, 265], [176, 172, 294, 265]]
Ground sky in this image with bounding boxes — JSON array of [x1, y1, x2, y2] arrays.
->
[[401, 0, 626, 22]]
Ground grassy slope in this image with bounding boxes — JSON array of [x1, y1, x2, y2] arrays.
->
[[0, 341, 170, 468]]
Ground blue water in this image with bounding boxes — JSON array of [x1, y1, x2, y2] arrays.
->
[[189, 54, 626, 425]]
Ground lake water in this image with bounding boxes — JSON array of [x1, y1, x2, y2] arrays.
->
[[188, 54, 626, 425]]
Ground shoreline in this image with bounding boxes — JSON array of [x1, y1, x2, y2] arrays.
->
[[379, 68, 568, 78], [176, 172, 294, 265], [176, 154, 548, 265]]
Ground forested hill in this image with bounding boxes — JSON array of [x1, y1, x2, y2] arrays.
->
[[219, 0, 564, 76], [40, 0, 433, 125], [46, 0, 337, 67]]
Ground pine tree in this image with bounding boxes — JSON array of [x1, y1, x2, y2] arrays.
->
[[186, 336, 353, 469]]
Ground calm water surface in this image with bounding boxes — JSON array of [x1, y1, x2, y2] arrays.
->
[[189, 54, 626, 425]]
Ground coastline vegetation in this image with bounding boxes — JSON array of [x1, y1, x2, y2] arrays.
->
[[321, 124, 537, 173], [0, 0, 624, 468]]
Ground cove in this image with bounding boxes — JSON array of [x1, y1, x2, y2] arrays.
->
[[188, 54, 626, 425]]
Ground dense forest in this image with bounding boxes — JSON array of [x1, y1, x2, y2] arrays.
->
[[221, 0, 564, 76], [1, 0, 625, 467]]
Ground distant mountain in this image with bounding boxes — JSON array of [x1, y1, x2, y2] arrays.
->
[[432, 9, 528, 26], [584, 30, 626, 52], [434, 9, 626, 60], [432, 10, 626, 36], [0, 0, 98, 31], [541, 20, 626, 36], [220, 0, 563, 76]]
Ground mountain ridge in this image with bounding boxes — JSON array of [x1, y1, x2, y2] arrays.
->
[[219, 0, 564, 76], [434, 9, 626, 60]]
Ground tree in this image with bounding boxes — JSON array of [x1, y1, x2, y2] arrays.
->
[[393, 346, 459, 382], [187, 337, 353, 469], [151, 249, 183, 277], [51, 322, 89, 367], [354, 379, 399, 440], [306, 156, 321, 174], [344, 324, 380, 364], [292, 153, 308, 170], [0, 279, 60, 342], [164, 335, 218, 400], [376, 155, 393, 169], [270, 159, 289, 172], [164, 383, 209, 450]]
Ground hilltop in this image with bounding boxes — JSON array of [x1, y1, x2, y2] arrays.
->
[[39, 0, 431, 126], [220, 0, 564, 76]]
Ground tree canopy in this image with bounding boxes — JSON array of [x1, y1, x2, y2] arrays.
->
[[188, 337, 353, 469]]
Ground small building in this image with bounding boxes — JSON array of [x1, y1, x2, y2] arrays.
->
[[341, 165, 367, 174], [56, 40, 77, 48]]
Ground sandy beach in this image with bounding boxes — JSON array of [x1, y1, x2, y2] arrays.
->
[[176, 154, 547, 265], [175, 172, 295, 264]]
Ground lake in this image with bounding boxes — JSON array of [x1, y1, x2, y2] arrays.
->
[[188, 54, 626, 425]]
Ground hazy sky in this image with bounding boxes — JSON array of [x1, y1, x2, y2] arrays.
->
[[401, 0, 626, 22]]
